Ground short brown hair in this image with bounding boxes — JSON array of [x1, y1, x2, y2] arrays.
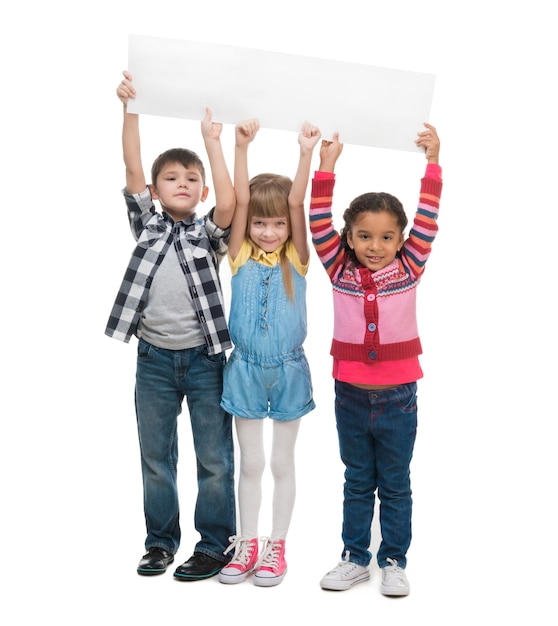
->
[[151, 148, 206, 186]]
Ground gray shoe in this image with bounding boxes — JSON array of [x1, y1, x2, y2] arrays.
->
[[380, 558, 410, 596], [320, 552, 370, 591]]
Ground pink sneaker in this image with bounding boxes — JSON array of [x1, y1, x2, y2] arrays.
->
[[254, 538, 287, 587], [218, 536, 259, 584]]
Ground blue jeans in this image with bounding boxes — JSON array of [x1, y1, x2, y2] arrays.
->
[[334, 380, 417, 569], [135, 338, 236, 560]]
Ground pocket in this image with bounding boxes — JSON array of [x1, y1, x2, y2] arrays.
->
[[196, 345, 226, 368], [397, 385, 418, 413], [137, 338, 154, 359]]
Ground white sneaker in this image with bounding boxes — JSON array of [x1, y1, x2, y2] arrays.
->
[[380, 558, 410, 596], [320, 552, 370, 591]]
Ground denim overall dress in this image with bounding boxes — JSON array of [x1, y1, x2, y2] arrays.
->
[[221, 252, 315, 421]]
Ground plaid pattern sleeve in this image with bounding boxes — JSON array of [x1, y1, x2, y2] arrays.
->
[[105, 190, 172, 343], [105, 191, 232, 353], [125, 186, 158, 241]]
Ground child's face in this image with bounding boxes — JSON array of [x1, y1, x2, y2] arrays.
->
[[249, 216, 290, 253], [347, 211, 404, 272], [151, 162, 208, 220]]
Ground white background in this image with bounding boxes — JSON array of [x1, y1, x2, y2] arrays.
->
[[1, 1, 556, 624]]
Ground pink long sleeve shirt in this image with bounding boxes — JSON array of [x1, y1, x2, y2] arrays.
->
[[309, 164, 442, 386]]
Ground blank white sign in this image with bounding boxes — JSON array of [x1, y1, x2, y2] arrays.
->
[[127, 35, 436, 152]]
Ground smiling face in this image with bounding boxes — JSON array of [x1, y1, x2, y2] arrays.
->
[[151, 161, 208, 221], [347, 210, 404, 272], [249, 215, 290, 253]]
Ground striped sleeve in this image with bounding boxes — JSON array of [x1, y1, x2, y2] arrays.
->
[[309, 174, 345, 279], [402, 165, 443, 278]]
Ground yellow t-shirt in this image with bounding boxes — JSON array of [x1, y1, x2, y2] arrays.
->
[[228, 239, 308, 277]]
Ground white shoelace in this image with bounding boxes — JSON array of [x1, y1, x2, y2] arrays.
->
[[383, 558, 407, 585], [223, 535, 256, 567], [258, 537, 280, 570], [328, 551, 362, 578]]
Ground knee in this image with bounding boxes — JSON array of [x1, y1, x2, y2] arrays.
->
[[270, 452, 295, 481], [240, 448, 265, 479]]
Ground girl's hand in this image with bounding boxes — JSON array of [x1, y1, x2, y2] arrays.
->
[[298, 121, 321, 151], [415, 123, 440, 164], [235, 118, 260, 147], [319, 132, 343, 173]]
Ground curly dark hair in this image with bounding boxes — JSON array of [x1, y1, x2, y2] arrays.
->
[[340, 192, 408, 264]]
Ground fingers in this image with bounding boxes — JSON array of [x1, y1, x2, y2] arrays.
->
[[415, 123, 439, 146], [415, 122, 440, 162], [117, 70, 136, 101], [201, 107, 224, 139], [416, 122, 438, 140], [321, 131, 343, 147], [300, 120, 320, 138], [236, 118, 260, 138]]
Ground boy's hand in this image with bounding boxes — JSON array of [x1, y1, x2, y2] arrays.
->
[[117, 70, 136, 106], [201, 107, 223, 141], [415, 123, 440, 164], [298, 121, 321, 152], [319, 132, 343, 172], [235, 118, 260, 148]]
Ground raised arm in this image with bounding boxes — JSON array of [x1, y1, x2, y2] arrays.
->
[[309, 132, 345, 279], [401, 123, 442, 279], [317, 132, 344, 173], [228, 118, 260, 260], [288, 121, 321, 264], [201, 108, 235, 229], [116, 71, 146, 194]]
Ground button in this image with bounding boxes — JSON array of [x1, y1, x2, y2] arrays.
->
[[368, 323, 376, 332], [368, 351, 377, 360], [366, 294, 376, 301]]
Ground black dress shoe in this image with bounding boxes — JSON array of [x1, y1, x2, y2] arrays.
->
[[173, 552, 224, 581], [137, 547, 174, 576]]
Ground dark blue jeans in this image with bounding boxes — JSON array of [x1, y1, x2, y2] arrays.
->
[[135, 338, 236, 560], [334, 380, 417, 568]]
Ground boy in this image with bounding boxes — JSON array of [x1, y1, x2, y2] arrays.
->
[[106, 71, 236, 580]]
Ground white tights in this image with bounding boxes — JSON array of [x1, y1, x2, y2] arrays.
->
[[234, 416, 301, 541]]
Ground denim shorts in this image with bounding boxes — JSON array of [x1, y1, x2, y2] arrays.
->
[[221, 347, 315, 421]]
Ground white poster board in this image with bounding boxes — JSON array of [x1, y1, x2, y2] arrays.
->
[[127, 35, 436, 152]]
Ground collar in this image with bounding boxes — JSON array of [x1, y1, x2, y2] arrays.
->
[[162, 211, 198, 227], [251, 243, 285, 266]]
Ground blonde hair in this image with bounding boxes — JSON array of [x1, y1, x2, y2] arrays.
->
[[247, 173, 295, 300]]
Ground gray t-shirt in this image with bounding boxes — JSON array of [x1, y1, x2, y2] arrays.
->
[[139, 245, 205, 350]]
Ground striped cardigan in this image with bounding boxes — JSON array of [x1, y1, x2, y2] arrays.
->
[[309, 165, 442, 364]]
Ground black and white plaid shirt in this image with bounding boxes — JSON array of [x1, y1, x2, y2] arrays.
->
[[105, 187, 232, 355]]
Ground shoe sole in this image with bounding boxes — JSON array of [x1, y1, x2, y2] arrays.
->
[[218, 569, 255, 584], [380, 584, 409, 596], [137, 567, 168, 576], [173, 568, 222, 581], [320, 571, 370, 591], [253, 569, 287, 587]]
